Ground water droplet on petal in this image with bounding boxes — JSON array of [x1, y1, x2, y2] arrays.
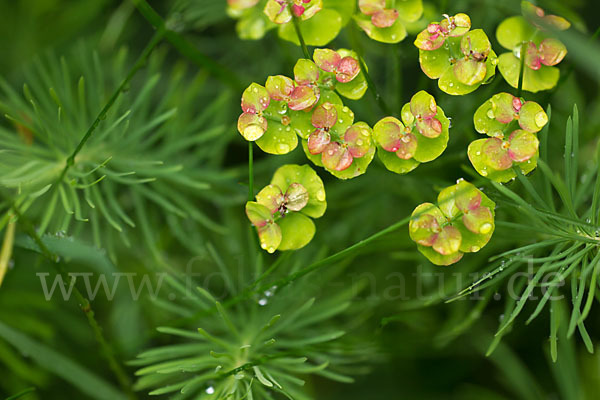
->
[[316, 189, 325, 201], [534, 111, 548, 127], [487, 109, 495, 119], [278, 143, 290, 153], [480, 223, 493, 234]]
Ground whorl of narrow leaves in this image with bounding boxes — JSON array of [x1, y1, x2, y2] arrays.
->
[[373, 90, 450, 174], [415, 13, 498, 95], [134, 267, 365, 399], [496, 1, 569, 92], [468, 92, 548, 182], [237, 48, 368, 159], [354, 0, 424, 43], [0, 46, 230, 257], [409, 179, 496, 265], [246, 164, 326, 253]]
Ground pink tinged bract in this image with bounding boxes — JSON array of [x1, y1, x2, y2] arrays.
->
[[491, 93, 517, 124], [432, 225, 462, 255], [294, 59, 320, 85], [307, 129, 331, 154], [453, 58, 487, 85], [358, 0, 385, 15], [415, 118, 442, 138], [377, 120, 403, 152], [524, 41, 541, 70], [336, 57, 360, 83], [462, 206, 494, 234], [288, 85, 319, 110], [311, 102, 337, 128], [395, 133, 418, 160], [507, 130, 539, 162], [241, 83, 270, 114], [256, 184, 285, 214], [538, 38, 567, 66], [264, 0, 292, 24], [285, 182, 309, 211], [414, 26, 445, 51], [371, 8, 399, 28], [344, 125, 371, 158], [483, 137, 513, 171], [265, 75, 295, 101], [411, 214, 441, 246], [322, 142, 353, 171], [238, 112, 268, 141], [410, 91, 437, 119], [454, 184, 482, 212], [313, 49, 341, 73]]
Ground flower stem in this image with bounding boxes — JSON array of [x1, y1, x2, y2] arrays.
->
[[359, 55, 393, 116], [226, 215, 411, 308], [350, 23, 392, 115], [517, 41, 526, 97], [291, 15, 310, 59], [248, 142, 254, 201]]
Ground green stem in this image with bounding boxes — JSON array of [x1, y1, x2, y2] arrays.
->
[[173, 215, 410, 326], [9, 203, 137, 399], [132, 0, 244, 90], [350, 23, 392, 115], [248, 141, 254, 201], [224, 215, 410, 308], [359, 55, 393, 116], [56, 29, 165, 185], [291, 15, 310, 58], [517, 41, 526, 97]]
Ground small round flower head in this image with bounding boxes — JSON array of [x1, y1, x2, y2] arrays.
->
[[373, 91, 450, 174], [355, 0, 423, 43], [468, 130, 540, 182], [302, 102, 376, 179], [247, 164, 326, 253], [414, 13, 471, 50], [474, 93, 548, 137], [496, 2, 569, 92], [409, 180, 496, 265], [417, 19, 498, 96]]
